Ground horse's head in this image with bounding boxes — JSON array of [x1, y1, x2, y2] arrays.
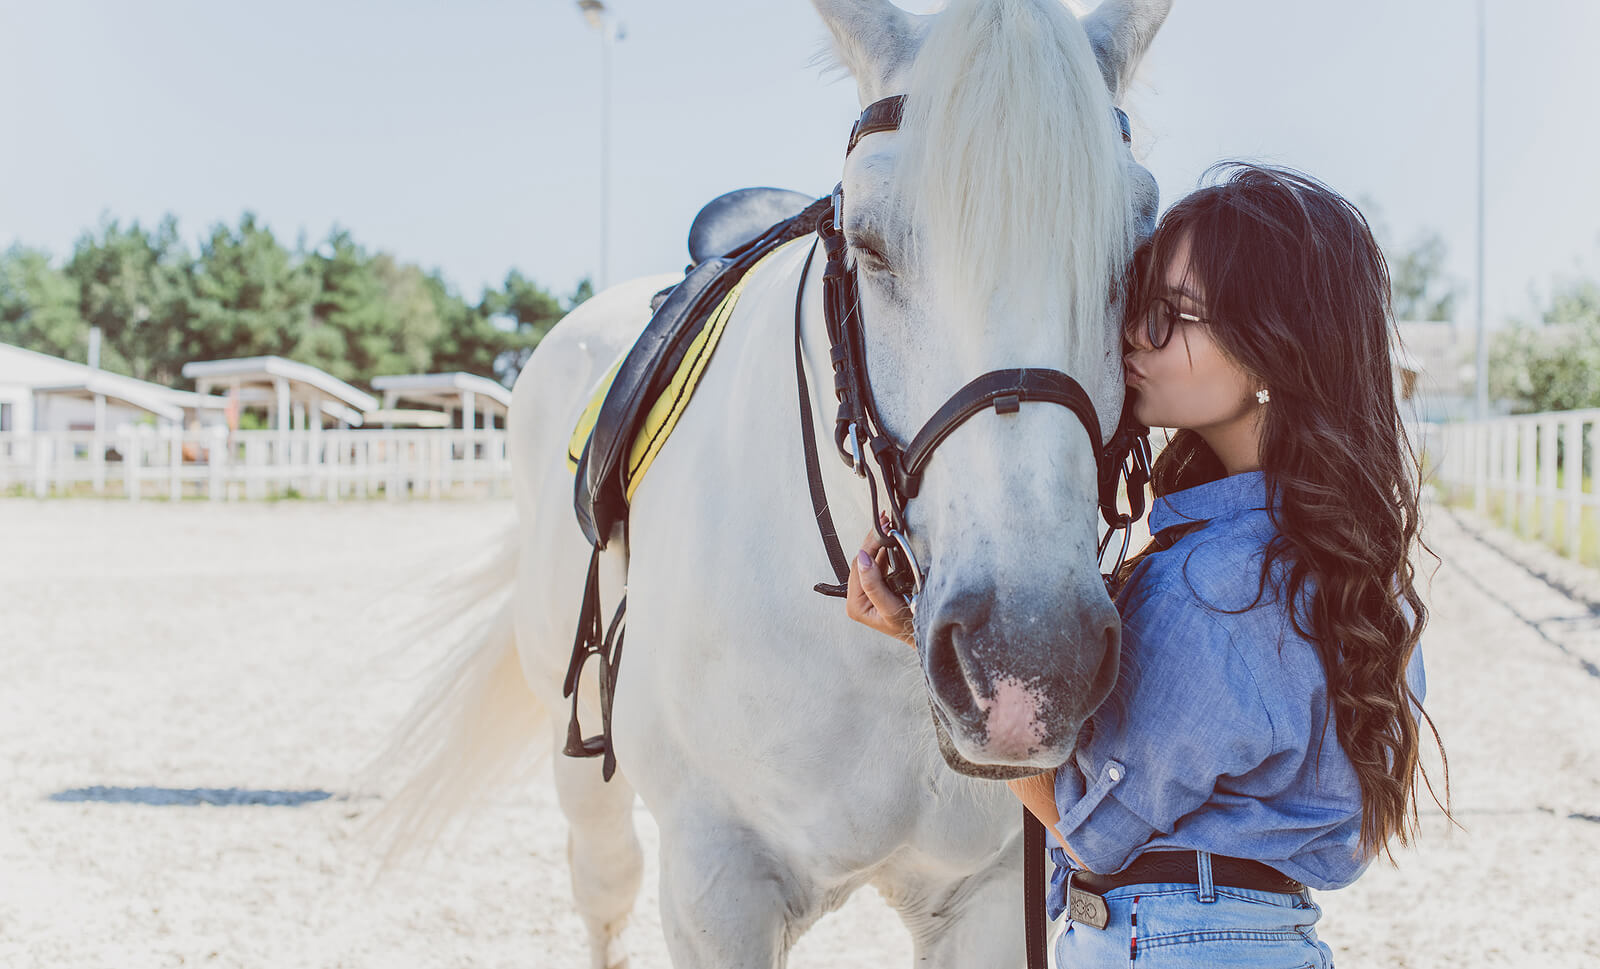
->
[[813, 0, 1167, 774]]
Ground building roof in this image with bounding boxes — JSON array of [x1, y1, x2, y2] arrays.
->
[[370, 371, 513, 412], [31, 374, 186, 422], [0, 343, 202, 420], [182, 355, 378, 412]]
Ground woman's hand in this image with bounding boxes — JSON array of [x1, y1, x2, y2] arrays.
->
[[845, 516, 915, 647]]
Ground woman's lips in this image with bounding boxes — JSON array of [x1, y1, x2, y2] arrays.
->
[[1124, 366, 1145, 386]]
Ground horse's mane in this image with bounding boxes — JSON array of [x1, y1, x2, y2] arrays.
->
[[897, 0, 1134, 369]]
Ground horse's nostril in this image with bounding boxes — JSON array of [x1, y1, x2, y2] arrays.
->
[[925, 621, 985, 727]]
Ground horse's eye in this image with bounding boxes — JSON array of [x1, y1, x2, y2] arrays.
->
[[848, 239, 892, 274]]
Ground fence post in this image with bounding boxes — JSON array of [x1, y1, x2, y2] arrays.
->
[[31, 435, 47, 497], [1497, 422, 1510, 531], [325, 430, 338, 502], [207, 428, 222, 501], [1587, 419, 1597, 564], [122, 429, 138, 501], [1539, 418, 1556, 543], [92, 427, 106, 495], [388, 434, 402, 501], [168, 426, 182, 501], [1564, 416, 1582, 561]]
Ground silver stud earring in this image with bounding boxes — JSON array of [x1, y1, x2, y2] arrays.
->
[[1255, 389, 1271, 404]]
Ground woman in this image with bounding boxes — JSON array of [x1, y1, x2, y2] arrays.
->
[[847, 163, 1446, 967]]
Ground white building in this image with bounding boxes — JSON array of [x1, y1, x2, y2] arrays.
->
[[1393, 320, 1510, 422], [0, 342, 224, 434], [181, 356, 377, 430]]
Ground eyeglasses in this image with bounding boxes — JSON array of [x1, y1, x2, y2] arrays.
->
[[1135, 296, 1215, 350]]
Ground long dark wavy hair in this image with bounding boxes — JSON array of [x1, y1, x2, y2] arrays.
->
[[1120, 162, 1448, 858]]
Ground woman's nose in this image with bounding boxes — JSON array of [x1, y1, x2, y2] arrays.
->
[[1121, 322, 1151, 354]]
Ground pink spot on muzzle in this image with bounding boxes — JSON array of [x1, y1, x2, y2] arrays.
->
[[974, 675, 1050, 759]]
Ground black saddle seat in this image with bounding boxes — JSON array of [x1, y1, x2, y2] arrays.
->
[[688, 187, 817, 266]]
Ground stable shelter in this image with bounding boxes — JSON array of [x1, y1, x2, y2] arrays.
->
[[181, 356, 376, 431], [0, 342, 221, 434], [369, 372, 511, 429]]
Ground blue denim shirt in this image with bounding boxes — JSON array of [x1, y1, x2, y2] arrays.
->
[[1047, 470, 1424, 911]]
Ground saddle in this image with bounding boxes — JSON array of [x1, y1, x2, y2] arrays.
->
[[563, 188, 827, 778], [570, 187, 825, 549]]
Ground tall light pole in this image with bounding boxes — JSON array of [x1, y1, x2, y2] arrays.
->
[[1474, 0, 1488, 421], [577, 1, 623, 290], [1471, 0, 1489, 515]]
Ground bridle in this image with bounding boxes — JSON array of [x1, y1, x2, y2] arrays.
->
[[796, 94, 1153, 610]]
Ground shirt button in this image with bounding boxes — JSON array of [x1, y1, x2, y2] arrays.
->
[[1107, 765, 1123, 782]]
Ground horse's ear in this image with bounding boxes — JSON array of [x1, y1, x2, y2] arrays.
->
[[1080, 0, 1172, 102], [811, 0, 925, 108]]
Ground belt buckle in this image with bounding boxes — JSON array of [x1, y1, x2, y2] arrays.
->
[[1066, 872, 1109, 930]]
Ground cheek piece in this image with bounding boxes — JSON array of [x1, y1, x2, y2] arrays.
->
[[795, 96, 1154, 614]]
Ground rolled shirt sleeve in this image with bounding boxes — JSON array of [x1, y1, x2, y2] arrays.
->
[[1054, 587, 1278, 875]]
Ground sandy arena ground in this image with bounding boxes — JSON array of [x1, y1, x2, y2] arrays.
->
[[1, 497, 1596, 968]]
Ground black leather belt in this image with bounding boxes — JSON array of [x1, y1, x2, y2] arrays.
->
[[1074, 850, 1305, 895]]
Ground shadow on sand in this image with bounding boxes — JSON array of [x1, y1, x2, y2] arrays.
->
[[48, 786, 335, 807]]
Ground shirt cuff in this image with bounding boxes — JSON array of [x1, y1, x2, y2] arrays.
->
[[1054, 756, 1157, 875]]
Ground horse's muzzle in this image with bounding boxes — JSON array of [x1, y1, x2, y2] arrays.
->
[[920, 591, 1119, 770]]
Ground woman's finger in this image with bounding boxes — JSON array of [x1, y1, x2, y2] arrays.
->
[[845, 549, 872, 622], [856, 549, 914, 644], [860, 526, 887, 556]]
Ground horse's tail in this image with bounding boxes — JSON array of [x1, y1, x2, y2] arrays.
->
[[365, 527, 549, 864]]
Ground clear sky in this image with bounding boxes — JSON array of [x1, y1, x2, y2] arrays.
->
[[1, 0, 1595, 329]]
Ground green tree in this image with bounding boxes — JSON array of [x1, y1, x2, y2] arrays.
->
[[0, 246, 89, 360], [426, 273, 513, 380], [1388, 231, 1458, 322], [64, 216, 195, 383], [485, 270, 570, 383], [569, 277, 594, 309], [300, 231, 444, 383], [189, 213, 317, 363], [1489, 276, 1600, 413]]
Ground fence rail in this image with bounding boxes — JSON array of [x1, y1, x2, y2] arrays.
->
[[1430, 409, 1600, 563], [0, 427, 511, 501]]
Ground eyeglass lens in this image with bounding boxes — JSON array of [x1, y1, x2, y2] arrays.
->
[[1146, 298, 1175, 349]]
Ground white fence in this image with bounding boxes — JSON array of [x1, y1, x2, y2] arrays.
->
[[1430, 409, 1599, 562], [0, 427, 511, 501]]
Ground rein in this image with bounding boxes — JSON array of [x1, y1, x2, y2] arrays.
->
[[796, 94, 1152, 607]]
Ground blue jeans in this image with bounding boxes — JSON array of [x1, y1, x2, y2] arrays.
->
[[1053, 853, 1335, 968]]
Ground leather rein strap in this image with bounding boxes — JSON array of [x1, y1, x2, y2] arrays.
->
[[793, 93, 1153, 969]]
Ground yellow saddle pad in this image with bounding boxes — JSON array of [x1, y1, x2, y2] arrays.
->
[[566, 241, 795, 501]]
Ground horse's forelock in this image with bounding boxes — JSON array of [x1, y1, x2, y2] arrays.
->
[[895, 0, 1135, 368]]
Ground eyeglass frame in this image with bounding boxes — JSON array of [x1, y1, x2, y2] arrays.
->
[[1133, 295, 1218, 351]]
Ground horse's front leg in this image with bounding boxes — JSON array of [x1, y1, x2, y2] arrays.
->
[[655, 808, 820, 968], [882, 835, 1029, 969]]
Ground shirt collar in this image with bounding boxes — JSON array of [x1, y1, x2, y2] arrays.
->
[[1148, 470, 1271, 535]]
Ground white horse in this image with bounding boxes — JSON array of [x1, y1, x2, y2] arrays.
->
[[385, 1, 1167, 965]]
